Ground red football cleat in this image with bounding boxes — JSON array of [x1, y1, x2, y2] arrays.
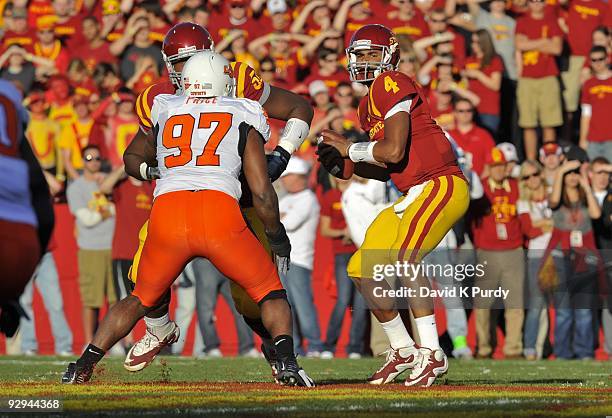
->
[[368, 347, 418, 385]]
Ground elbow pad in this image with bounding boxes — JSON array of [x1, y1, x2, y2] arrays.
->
[[278, 118, 310, 155]]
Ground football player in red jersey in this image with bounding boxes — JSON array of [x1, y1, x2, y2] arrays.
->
[[119, 23, 313, 377], [318, 24, 469, 387]]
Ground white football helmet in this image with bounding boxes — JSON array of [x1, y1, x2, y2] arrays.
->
[[181, 51, 235, 98]]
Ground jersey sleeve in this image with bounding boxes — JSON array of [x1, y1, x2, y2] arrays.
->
[[368, 71, 419, 120], [135, 82, 174, 133], [241, 100, 271, 143], [231, 61, 270, 104]]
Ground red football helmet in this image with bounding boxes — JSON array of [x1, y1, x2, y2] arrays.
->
[[162, 23, 215, 88], [346, 24, 400, 83]]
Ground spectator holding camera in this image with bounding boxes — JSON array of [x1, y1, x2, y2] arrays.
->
[[545, 148, 602, 359]]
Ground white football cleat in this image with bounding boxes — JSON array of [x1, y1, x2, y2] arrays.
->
[[124, 322, 179, 372], [404, 347, 448, 388]]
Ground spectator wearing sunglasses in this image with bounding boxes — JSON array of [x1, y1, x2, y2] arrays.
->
[[448, 98, 496, 177], [517, 160, 553, 360], [560, 0, 608, 143], [579, 46, 612, 162], [66, 145, 117, 347]]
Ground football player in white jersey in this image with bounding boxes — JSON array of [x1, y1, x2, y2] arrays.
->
[[62, 52, 315, 387]]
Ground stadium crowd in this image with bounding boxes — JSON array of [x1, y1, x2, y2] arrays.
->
[[1, 0, 611, 361]]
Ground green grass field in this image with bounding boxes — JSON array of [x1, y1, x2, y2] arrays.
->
[[0, 356, 610, 417]]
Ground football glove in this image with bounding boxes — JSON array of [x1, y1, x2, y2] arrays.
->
[[266, 146, 291, 182], [147, 166, 161, 180], [266, 224, 291, 275], [316, 143, 354, 179]]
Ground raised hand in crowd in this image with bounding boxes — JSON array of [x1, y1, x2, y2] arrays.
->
[[290, 0, 329, 34]]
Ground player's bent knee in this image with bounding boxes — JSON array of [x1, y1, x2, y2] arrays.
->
[[257, 289, 288, 305]]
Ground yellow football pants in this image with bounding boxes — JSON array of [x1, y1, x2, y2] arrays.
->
[[347, 175, 469, 279]]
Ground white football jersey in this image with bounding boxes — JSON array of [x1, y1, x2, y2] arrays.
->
[[151, 94, 270, 199]]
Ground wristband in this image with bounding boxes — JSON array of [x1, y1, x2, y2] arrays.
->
[[278, 118, 310, 155], [348, 141, 378, 164]]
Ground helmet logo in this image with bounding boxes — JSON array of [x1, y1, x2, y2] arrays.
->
[[178, 45, 197, 55]]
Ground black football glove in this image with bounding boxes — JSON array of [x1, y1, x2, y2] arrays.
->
[[266, 224, 291, 275], [146, 166, 161, 180], [316, 143, 346, 179], [266, 146, 291, 182]]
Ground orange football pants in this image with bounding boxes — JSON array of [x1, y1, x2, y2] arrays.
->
[[132, 190, 283, 307]]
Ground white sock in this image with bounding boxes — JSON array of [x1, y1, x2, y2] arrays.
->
[[415, 314, 440, 350], [144, 313, 174, 339], [380, 314, 415, 350]]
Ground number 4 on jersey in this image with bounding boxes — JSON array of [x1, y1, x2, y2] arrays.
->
[[384, 76, 400, 94], [162, 112, 232, 168]]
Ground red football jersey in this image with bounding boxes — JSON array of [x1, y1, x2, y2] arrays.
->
[[358, 71, 463, 193], [135, 61, 268, 132]]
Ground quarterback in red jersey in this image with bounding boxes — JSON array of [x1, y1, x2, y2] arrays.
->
[[119, 23, 313, 378], [318, 24, 469, 387]]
